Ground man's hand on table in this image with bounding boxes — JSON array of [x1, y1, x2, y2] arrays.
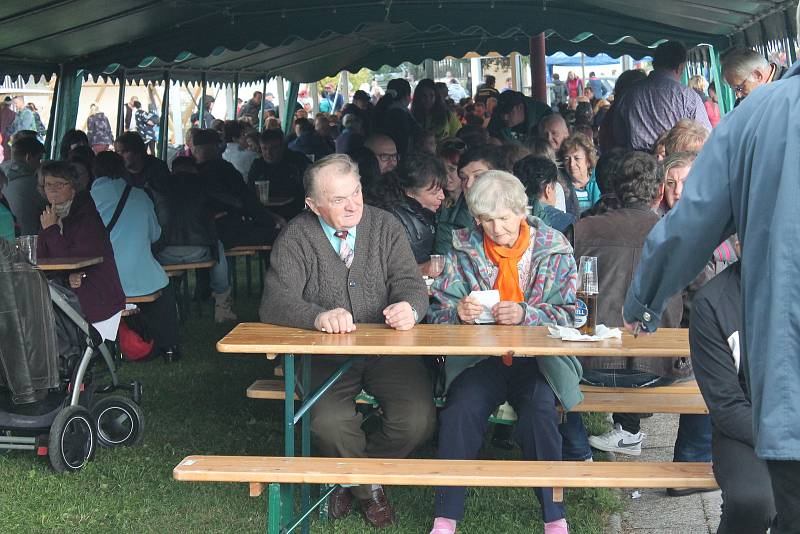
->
[[383, 301, 416, 331], [492, 301, 524, 325], [314, 308, 356, 333], [457, 295, 482, 324]]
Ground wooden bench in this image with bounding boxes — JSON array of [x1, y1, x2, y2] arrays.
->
[[245, 378, 708, 415], [161, 261, 217, 320], [224, 245, 272, 296], [121, 291, 163, 317], [174, 456, 717, 533]]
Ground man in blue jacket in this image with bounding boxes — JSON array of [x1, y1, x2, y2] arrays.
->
[[622, 8, 800, 531]]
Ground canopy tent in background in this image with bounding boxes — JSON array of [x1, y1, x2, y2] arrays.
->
[[546, 52, 631, 67], [0, 0, 796, 156]]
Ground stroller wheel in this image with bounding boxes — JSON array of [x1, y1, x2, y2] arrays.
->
[[91, 396, 144, 448], [48, 406, 96, 473]]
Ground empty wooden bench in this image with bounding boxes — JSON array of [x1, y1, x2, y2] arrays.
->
[[162, 261, 216, 320], [245, 378, 708, 415], [174, 455, 717, 534]]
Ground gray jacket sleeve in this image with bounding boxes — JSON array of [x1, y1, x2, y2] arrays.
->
[[259, 228, 326, 330], [689, 290, 753, 446], [623, 124, 736, 331]]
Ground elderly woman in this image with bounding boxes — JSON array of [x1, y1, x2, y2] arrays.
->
[[559, 133, 600, 213], [37, 161, 125, 341], [427, 171, 581, 534]]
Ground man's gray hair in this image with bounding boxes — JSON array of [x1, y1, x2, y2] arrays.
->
[[342, 113, 362, 131], [465, 170, 528, 219], [303, 153, 360, 199], [537, 113, 568, 135], [721, 48, 770, 80]]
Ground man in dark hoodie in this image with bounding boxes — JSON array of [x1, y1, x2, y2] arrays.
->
[[487, 90, 552, 144]]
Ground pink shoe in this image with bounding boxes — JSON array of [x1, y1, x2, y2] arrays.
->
[[544, 518, 569, 534], [429, 517, 457, 534]]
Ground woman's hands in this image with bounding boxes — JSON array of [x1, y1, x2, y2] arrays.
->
[[40, 206, 58, 230], [457, 295, 483, 324], [492, 301, 524, 325], [458, 297, 524, 325]]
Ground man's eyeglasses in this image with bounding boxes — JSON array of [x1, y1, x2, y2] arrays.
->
[[376, 153, 399, 163], [732, 81, 748, 95]]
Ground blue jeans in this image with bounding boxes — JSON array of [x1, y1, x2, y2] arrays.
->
[[157, 241, 229, 294], [436, 358, 565, 523], [580, 369, 712, 462]]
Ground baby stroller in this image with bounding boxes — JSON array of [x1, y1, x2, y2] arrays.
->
[[0, 240, 144, 472]]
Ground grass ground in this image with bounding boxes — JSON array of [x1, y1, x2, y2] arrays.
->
[[0, 263, 620, 533]]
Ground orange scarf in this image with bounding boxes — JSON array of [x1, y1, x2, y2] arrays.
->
[[483, 219, 530, 303]]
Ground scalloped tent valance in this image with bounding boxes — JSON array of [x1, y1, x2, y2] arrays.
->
[[0, 1, 797, 82]]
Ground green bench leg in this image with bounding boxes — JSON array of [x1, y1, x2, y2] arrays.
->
[[245, 254, 253, 295], [268, 482, 282, 534], [228, 256, 238, 299]]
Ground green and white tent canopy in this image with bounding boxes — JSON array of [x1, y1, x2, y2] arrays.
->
[[1, 0, 797, 83]]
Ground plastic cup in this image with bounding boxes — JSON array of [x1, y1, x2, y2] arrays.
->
[[429, 254, 445, 277], [254, 180, 270, 204], [16, 235, 38, 265]]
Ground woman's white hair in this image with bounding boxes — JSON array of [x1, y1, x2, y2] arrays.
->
[[465, 170, 528, 219]]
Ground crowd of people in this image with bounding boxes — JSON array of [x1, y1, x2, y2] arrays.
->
[[0, 33, 794, 533]]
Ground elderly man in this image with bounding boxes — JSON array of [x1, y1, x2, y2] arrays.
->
[[247, 128, 308, 220], [623, 6, 800, 530], [364, 134, 399, 175], [722, 47, 787, 104], [613, 41, 711, 151], [537, 114, 570, 152], [8, 96, 35, 137], [260, 154, 435, 528]]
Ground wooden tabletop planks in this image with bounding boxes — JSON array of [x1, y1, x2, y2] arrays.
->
[[217, 323, 689, 358], [174, 455, 716, 489], [37, 256, 104, 271]]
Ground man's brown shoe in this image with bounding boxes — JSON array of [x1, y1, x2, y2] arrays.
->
[[328, 485, 353, 519], [359, 486, 398, 528]]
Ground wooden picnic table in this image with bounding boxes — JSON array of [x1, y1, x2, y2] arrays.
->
[[218, 321, 690, 531], [37, 256, 103, 271], [217, 322, 689, 358]]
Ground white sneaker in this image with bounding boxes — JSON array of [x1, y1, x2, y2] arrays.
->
[[588, 423, 644, 456]]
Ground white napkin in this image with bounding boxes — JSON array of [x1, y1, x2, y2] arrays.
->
[[469, 289, 500, 324], [547, 324, 622, 342]]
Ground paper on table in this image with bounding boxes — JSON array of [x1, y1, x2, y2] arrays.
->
[[547, 324, 623, 342], [469, 289, 500, 324]]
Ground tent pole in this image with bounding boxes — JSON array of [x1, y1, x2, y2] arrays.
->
[[259, 76, 267, 131], [232, 73, 240, 121], [44, 70, 63, 159], [529, 33, 547, 104], [282, 81, 299, 135], [311, 82, 320, 116], [785, 9, 798, 64], [709, 46, 734, 116], [158, 71, 170, 160], [340, 71, 349, 107], [115, 70, 126, 138], [199, 71, 207, 127], [276, 76, 286, 120], [50, 64, 82, 160]]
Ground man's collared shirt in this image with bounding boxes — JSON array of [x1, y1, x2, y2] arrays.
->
[[613, 69, 712, 151], [318, 216, 356, 254]]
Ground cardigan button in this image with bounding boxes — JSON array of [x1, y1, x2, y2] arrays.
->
[[642, 312, 652, 322], [348, 280, 356, 288]]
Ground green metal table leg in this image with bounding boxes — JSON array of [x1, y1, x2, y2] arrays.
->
[[246, 254, 253, 295], [268, 483, 282, 534], [300, 355, 311, 534], [229, 256, 238, 299], [282, 354, 296, 528]]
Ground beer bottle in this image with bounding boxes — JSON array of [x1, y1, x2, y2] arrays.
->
[[575, 256, 598, 335]]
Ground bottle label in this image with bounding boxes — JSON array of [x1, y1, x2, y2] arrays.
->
[[575, 299, 588, 328]]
